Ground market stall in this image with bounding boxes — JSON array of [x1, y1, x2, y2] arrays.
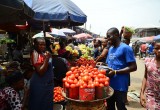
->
[[58, 64, 113, 110]]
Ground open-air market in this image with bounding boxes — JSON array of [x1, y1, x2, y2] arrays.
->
[[0, 0, 160, 110]]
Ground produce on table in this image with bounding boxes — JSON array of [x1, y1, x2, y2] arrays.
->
[[76, 57, 96, 67], [52, 43, 60, 55], [78, 44, 92, 56], [66, 45, 79, 57], [53, 86, 65, 102], [63, 65, 110, 100]]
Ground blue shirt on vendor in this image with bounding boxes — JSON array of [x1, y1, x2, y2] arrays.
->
[[106, 43, 135, 92]]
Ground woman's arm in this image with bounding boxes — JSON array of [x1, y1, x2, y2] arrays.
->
[[140, 65, 147, 107], [31, 51, 50, 76], [95, 48, 108, 62]]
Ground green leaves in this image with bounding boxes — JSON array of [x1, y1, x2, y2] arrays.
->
[[0, 38, 15, 44], [124, 26, 135, 34]]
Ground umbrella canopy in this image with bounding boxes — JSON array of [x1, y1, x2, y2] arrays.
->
[[141, 36, 155, 42], [24, 0, 87, 27], [59, 28, 76, 34], [50, 28, 66, 38], [32, 32, 53, 39], [153, 34, 160, 42], [0, 0, 34, 24], [73, 33, 92, 39]]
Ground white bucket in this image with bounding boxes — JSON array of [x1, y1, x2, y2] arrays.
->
[[53, 104, 63, 110]]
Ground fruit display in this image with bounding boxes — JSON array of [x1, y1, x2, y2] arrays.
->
[[52, 43, 60, 55], [76, 57, 96, 67], [65, 46, 79, 57], [63, 65, 110, 101], [78, 44, 92, 56], [53, 86, 65, 102]]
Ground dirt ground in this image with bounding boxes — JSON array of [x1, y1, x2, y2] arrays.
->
[[126, 57, 145, 110]]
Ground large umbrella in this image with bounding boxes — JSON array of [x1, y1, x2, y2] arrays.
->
[[141, 36, 155, 42], [32, 32, 53, 39], [0, 0, 34, 24], [59, 28, 76, 34], [73, 33, 92, 39], [153, 34, 160, 42], [24, 0, 87, 35]]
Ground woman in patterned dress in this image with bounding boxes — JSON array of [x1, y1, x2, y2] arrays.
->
[[28, 37, 54, 110], [0, 71, 27, 110], [140, 42, 160, 109]]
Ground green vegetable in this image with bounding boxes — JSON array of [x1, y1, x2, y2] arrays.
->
[[124, 26, 135, 34]]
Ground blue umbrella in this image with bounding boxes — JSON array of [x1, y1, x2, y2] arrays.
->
[[24, 0, 87, 27], [153, 34, 160, 42]]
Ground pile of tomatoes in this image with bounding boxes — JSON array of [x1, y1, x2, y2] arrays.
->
[[53, 86, 65, 102], [63, 65, 110, 89], [76, 57, 96, 67]]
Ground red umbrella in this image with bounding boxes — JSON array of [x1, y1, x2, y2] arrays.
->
[[142, 36, 155, 42]]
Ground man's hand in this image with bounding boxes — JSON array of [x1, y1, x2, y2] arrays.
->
[[107, 69, 116, 77]]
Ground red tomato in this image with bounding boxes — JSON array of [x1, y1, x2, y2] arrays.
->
[[75, 73, 79, 78], [94, 81, 99, 87], [94, 72, 99, 75], [93, 68, 98, 72], [99, 83, 104, 87], [87, 84, 91, 88], [63, 78, 66, 82], [73, 79, 78, 84], [80, 85, 84, 88], [69, 74, 75, 80], [67, 79, 74, 84], [90, 83, 95, 88], [82, 76, 90, 82], [71, 67, 76, 71], [99, 69, 106, 75], [70, 84, 76, 88], [66, 71, 72, 76], [104, 81, 109, 86], [65, 82, 70, 88], [105, 77, 110, 82], [98, 74, 104, 78], [99, 78, 105, 83], [83, 83, 87, 88]]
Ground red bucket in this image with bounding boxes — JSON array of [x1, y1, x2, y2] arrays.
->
[[66, 87, 79, 99], [79, 87, 95, 101], [95, 86, 109, 99]]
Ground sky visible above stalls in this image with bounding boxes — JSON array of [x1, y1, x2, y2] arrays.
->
[[71, 0, 160, 36]]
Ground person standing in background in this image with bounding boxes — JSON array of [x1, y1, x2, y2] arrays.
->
[[120, 26, 134, 105], [12, 45, 23, 64], [95, 38, 110, 63]]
